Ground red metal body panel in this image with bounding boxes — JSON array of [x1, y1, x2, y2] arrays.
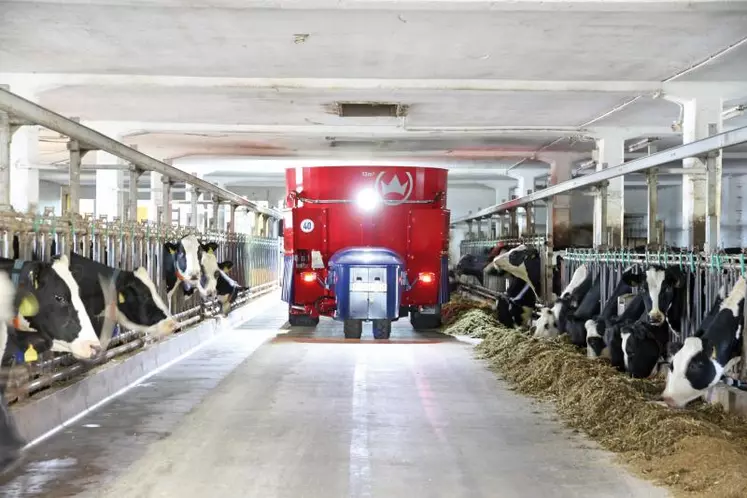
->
[[284, 166, 449, 314]]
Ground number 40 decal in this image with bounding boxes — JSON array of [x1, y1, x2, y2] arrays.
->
[[300, 219, 315, 233]]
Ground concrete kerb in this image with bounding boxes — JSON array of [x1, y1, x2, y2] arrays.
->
[[12, 289, 280, 445]]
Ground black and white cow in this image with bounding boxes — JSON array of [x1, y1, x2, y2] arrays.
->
[[0, 272, 25, 475], [619, 265, 687, 378], [196, 243, 248, 315], [68, 253, 177, 338], [490, 245, 542, 328], [661, 276, 746, 408], [532, 264, 594, 339], [584, 266, 644, 362], [0, 256, 101, 361], [163, 234, 205, 311]]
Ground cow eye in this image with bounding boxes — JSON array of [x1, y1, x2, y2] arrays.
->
[[55, 295, 66, 303]]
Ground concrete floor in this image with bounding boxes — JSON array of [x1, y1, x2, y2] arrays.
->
[[0, 300, 668, 498]]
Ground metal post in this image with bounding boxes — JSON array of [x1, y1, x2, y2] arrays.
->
[[67, 139, 83, 216], [596, 182, 609, 248], [229, 204, 237, 233], [212, 198, 220, 230], [476, 219, 483, 239], [190, 186, 199, 229], [525, 204, 534, 235], [161, 176, 172, 226], [129, 167, 140, 223], [508, 209, 518, 237], [705, 123, 722, 252], [544, 197, 554, 302], [0, 109, 10, 210], [646, 144, 659, 245]]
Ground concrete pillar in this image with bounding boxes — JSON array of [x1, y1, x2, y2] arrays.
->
[[507, 172, 535, 235], [680, 96, 723, 249], [537, 153, 580, 249], [161, 176, 172, 226], [593, 134, 625, 247], [95, 150, 121, 220], [150, 172, 163, 223], [9, 125, 39, 213], [0, 110, 11, 210]]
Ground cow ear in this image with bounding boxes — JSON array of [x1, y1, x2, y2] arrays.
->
[[665, 267, 685, 288], [219, 261, 233, 272], [622, 270, 645, 287], [18, 294, 39, 317]]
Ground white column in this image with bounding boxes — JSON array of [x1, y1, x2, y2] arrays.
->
[[9, 125, 40, 213], [507, 172, 536, 235], [149, 172, 163, 223], [95, 150, 121, 220], [680, 96, 723, 249], [593, 134, 625, 247]]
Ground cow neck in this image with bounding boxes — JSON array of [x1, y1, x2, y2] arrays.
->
[[509, 280, 534, 304]]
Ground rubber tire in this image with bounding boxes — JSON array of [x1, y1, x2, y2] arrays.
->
[[289, 314, 320, 327], [343, 319, 363, 339], [372, 319, 392, 340], [410, 306, 442, 330]]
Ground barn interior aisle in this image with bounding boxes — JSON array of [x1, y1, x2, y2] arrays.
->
[[1, 299, 665, 498]]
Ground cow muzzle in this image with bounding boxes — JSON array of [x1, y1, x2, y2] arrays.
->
[[648, 310, 665, 325]]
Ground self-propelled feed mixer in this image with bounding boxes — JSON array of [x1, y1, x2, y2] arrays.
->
[[281, 165, 450, 339]]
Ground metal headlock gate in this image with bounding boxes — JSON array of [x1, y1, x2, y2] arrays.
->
[[0, 210, 281, 405]]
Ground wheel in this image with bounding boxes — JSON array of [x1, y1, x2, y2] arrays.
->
[[410, 306, 442, 330], [289, 313, 319, 327], [343, 319, 363, 339], [372, 319, 391, 340]]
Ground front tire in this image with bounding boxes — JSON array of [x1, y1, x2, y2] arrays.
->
[[344, 319, 363, 339], [372, 319, 391, 340]]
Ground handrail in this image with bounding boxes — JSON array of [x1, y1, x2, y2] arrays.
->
[[0, 88, 280, 219], [452, 124, 747, 225]]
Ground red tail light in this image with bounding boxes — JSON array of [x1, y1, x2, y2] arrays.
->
[[418, 272, 436, 284], [301, 271, 317, 283]]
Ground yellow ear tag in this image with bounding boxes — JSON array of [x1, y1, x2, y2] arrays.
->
[[208, 248, 214, 254], [18, 295, 40, 317], [118, 292, 126, 304], [169, 248, 176, 255], [24, 344, 38, 363]]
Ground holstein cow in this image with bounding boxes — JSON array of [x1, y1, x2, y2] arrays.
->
[[0, 272, 25, 475], [162, 234, 205, 312], [68, 252, 178, 339], [490, 245, 542, 329], [196, 242, 249, 315], [661, 276, 746, 408], [454, 242, 513, 287], [0, 256, 101, 361], [614, 265, 687, 378], [532, 264, 594, 339], [585, 266, 645, 362]]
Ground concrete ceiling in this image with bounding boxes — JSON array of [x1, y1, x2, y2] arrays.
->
[[1, 0, 747, 191]]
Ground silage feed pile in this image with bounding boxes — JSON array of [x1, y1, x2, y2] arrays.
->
[[443, 305, 747, 498], [440, 296, 492, 328], [442, 307, 497, 338]]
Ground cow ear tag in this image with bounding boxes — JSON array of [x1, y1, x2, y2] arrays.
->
[[24, 344, 38, 363], [169, 248, 176, 255], [118, 293, 126, 304], [19, 294, 40, 317]]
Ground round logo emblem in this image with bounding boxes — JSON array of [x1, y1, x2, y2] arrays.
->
[[300, 219, 315, 233], [374, 171, 414, 206]]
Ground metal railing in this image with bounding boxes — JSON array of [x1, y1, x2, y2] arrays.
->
[[1, 210, 281, 404]]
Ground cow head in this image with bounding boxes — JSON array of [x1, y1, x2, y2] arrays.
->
[[116, 267, 178, 337], [585, 319, 607, 358], [165, 234, 203, 286], [20, 256, 102, 360], [620, 321, 666, 379], [198, 242, 221, 297], [623, 265, 684, 326], [533, 308, 558, 339], [491, 244, 539, 283], [661, 337, 723, 408]]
